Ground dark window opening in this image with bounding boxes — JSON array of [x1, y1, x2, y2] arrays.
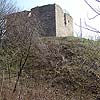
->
[[64, 13, 67, 26]]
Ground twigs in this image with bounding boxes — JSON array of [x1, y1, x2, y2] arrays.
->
[[75, 23, 100, 33], [13, 34, 32, 93]]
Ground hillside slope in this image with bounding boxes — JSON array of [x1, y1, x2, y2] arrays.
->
[[0, 37, 100, 100]]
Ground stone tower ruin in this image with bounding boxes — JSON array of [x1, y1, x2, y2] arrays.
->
[[7, 4, 73, 37]]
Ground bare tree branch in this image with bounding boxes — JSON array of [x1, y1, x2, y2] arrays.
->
[[13, 33, 32, 93], [75, 23, 100, 33], [84, 0, 100, 15], [87, 13, 99, 20], [96, 0, 100, 2], [0, 0, 17, 45]]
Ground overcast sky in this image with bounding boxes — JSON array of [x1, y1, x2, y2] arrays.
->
[[14, 0, 100, 39], [15, 0, 82, 22]]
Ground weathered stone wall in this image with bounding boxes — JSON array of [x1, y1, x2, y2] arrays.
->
[[6, 11, 30, 35], [6, 4, 73, 37], [31, 4, 56, 36], [7, 4, 56, 36], [65, 14, 73, 36], [55, 4, 73, 37]]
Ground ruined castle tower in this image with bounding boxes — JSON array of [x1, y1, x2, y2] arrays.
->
[[7, 4, 73, 37]]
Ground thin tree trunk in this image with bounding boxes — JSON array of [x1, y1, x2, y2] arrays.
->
[[13, 39, 31, 93], [0, 70, 4, 94]]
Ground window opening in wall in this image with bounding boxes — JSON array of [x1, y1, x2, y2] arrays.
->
[[64, 13, 67, 26], [28, 12, 31, 17]]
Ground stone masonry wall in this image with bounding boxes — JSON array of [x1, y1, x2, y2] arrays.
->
[[6, 11, 30, 35], [31, 4, 56, 36], [65, 14, 73, 36], [6, 4, 73, 37], [55, 4, 73, 37]]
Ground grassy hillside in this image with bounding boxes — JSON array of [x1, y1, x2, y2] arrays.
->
[[0, 36, 100, 100]]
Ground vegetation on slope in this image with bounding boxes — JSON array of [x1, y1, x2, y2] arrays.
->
[[0, 37, 100, 100]]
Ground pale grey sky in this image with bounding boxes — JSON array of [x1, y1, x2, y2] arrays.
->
[[15, 0, 82, 22], [14, 0, 100, 39]]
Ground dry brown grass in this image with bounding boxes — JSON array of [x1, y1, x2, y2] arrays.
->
[[0, 37, 100, 100]]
